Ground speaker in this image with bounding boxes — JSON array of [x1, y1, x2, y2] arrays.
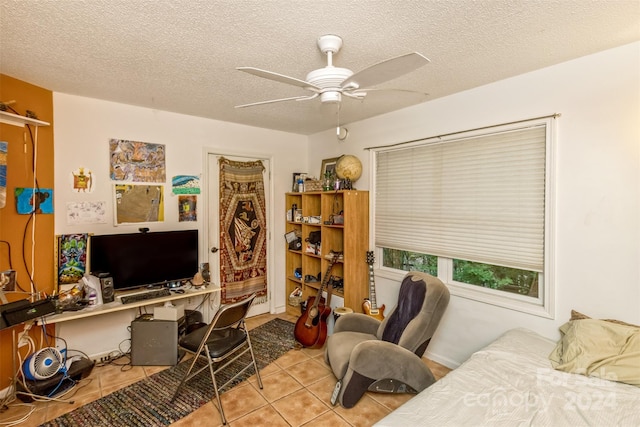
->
[[130, 318, 179, 366], [99, 276, 115, 303]]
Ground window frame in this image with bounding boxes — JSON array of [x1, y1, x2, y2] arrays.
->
[[371, 117, 556, 318]]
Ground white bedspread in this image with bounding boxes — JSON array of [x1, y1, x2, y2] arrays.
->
[[375, 328, 640, 427]]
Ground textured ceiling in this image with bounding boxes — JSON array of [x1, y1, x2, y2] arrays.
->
[[1, 1, 639, 135]]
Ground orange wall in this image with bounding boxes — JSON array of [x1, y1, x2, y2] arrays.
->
[[0, 75, 55, 391]]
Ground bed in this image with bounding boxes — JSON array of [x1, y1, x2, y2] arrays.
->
[[375, 327, 640, 426]]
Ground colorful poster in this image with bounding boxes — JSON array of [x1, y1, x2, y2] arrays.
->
[[109, 139, 166, 182], [0, 142, 6, 209], [56, 233, 89, 285], [172, 175, 200, 194], [15, 188, 54, 214], [178, 195, 197, 222]]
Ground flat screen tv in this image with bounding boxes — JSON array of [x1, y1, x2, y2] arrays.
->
[[89, 230, 199, 291]]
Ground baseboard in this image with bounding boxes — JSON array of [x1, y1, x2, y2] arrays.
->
[[423, 349, 460, 370]]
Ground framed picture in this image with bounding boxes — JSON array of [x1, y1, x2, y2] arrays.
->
[[56, 233, 90, 286], [113, 183, 164, 225], [321, 157, 340, 178], [292, 172, 303, 192]]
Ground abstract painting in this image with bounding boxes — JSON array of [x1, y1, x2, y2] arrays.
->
[[109, 139, 166, 183]]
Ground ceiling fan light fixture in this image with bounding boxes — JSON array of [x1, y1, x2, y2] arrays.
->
[[321, 91, 341, 103]]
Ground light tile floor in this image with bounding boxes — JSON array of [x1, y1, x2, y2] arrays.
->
[[1, 313, 451, 426]]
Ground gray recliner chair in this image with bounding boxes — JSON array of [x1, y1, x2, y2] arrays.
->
[[324, 271, 450, 408]]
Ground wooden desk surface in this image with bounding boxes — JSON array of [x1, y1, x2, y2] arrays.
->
[[39, 285, 220, 325]]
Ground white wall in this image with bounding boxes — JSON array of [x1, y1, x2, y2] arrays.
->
[[53, 94, 307, 357], [52, 41, 639, 366], [308, 42, 640, 367]]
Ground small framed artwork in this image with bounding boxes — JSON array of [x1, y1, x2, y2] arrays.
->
[[292, 172, 303, 192], [321, 157, 340, 178], [56, 233, 90, 286]]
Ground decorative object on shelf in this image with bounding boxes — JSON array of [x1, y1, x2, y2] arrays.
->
[[323, 170, 334, 191], [292, 172, 305, 192], [304, 179, 323, 192], [321, 157, 340, 180], [288, 286, 303, 307], [285, 230, 302, 250], [335, 155, 363, 190]]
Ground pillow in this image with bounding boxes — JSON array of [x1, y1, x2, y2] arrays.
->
[[550, 318, 640, 387], [570, 309, 640, 328]]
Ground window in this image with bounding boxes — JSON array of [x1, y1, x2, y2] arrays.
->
[[374, 118, 555, 317]]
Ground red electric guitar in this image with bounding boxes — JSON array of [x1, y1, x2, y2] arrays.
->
[[294, 252, 342, 348], [363, 251, 385, 320]]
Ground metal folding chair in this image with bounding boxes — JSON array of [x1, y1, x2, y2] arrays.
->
[[171, 293, 262, 424]]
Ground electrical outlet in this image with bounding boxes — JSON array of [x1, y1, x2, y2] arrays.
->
[[17, 321, 33, 348]]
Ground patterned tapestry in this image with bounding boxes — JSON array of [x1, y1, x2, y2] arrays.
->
[[219, 157, 267, 304]]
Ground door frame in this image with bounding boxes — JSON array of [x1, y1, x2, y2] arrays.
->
[[202, 146, 275, 316]]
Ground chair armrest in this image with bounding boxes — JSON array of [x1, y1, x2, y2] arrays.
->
[[350, 340, 435, 392], [334, 313, 381, 335]]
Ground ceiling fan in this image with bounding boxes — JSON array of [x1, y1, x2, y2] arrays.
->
[[235, 35, 430, 109]]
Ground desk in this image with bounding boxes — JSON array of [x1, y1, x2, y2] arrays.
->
[[39, 285, 220, 325]]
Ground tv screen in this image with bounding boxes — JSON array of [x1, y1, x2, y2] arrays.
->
[[89, 230, 199, 291]]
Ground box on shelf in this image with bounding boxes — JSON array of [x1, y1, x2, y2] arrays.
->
[[154, 304, 185, 321], [304, 180, 323, 191]]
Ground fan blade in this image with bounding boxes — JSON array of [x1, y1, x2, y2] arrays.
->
[[345, 88, 429, 100], [341, 52, 430, 90], [237, 67, 321, 91], [235, 93, 318, 109]]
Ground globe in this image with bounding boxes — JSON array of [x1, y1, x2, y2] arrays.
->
[[335, 155, 363, 185]]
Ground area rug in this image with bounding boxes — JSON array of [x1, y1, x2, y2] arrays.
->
[[41, 318, 295, 427]]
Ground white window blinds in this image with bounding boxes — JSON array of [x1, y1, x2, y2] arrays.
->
[[375, 124, 546, 272]]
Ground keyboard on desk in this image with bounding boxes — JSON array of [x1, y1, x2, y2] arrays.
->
[[120, 288, 171, 304]]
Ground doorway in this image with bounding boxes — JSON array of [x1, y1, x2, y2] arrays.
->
[[206, 152, 271, 317]]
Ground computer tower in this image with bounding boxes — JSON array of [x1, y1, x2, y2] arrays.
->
[[130, 318, 179, 366]]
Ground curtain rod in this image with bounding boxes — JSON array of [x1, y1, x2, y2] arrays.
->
[[365, 113, 561, 151]]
